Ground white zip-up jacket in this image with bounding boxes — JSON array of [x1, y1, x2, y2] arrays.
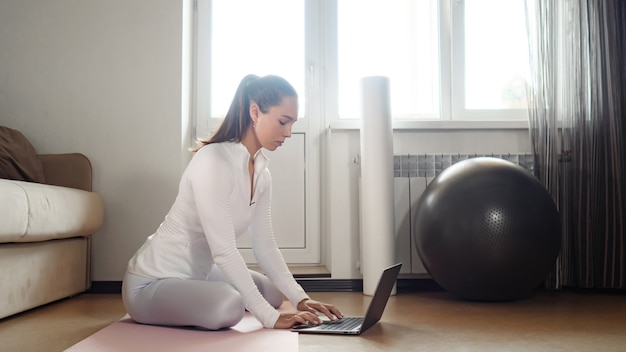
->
[[127, 142, 309, 328]]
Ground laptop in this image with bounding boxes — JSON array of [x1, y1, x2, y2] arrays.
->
[[291, 263, 402, 335]]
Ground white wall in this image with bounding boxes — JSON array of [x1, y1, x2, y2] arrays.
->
[[0, 0, 531, 282], [0, 0, 191, 280]]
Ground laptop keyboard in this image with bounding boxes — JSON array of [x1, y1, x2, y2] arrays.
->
[[318, 317, 363, 331]]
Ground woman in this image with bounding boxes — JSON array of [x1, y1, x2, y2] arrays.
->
[[122, 74, 342, 330]]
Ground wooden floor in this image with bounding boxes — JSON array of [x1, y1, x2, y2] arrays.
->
[[1, 289, 625, 352]]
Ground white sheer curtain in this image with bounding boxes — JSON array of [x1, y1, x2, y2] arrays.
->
[[525, 0, 626, 289]]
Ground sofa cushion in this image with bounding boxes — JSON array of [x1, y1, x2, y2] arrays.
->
[[0, 179, 103, 243], [0, 126, 46, 183]]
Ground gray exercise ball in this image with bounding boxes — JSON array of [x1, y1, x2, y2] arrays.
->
[[413, 157, 561, 301]]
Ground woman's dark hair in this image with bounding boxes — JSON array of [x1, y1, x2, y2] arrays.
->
[[192, 74, 297, 151]]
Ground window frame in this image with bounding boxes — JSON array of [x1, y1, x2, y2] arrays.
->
[[449, 0, 529, 123], [325, 0, 528, 130], [193, 0, 530, 138]]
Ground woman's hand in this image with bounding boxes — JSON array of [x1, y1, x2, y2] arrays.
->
[[297, 299, 344, 321], [273, 311, 322, 329]]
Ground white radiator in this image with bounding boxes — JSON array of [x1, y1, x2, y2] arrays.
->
[[393, 153, 535, 275]]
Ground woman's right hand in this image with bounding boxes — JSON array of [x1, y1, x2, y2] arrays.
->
[[273, 311, 322, 329]]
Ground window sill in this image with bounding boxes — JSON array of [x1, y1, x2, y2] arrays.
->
[[329, 119, 529, 131]]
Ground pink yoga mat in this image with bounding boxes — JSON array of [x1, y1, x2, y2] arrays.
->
[[66, 303, 299, 352]]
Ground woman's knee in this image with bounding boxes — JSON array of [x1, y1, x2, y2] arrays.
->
[[250, 271, 283, 308], [191, 283, 245, 329], [210, 290, 245, 328]]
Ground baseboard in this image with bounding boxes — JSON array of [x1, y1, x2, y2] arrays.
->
[[87, 278, 442, 294], [87, 281, 122, 294], [86, 279, 626, 295]]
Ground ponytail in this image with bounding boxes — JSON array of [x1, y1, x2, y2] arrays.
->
[[192, 74, 297, 152]]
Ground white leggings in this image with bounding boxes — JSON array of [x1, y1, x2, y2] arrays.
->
[[122, 269, 284, 330]]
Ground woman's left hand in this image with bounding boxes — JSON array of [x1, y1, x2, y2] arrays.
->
[[297, 299, 344, 321]]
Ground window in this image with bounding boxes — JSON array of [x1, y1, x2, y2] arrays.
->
[[194, 0, 530, 135], [455, 0, 529, 120], [337, 0, 440, 119], [208, 0, 305, 118]]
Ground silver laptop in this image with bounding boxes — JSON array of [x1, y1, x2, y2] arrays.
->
[[291, 263, 402, 335]]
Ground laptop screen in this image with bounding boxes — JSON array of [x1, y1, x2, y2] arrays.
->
[[360, 263, 402, 332]]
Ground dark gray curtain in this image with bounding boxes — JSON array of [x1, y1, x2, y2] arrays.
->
[[525, 0, 626, 289]]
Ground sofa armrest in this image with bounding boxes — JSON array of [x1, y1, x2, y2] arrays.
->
[[37, 153, 93, 192]]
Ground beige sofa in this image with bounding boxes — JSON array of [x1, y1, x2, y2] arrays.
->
[[0, 129, 103, 319]]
